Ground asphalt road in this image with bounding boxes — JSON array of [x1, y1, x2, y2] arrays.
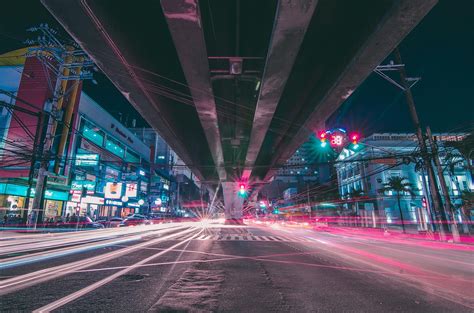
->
[[1, 222, 472, 312]]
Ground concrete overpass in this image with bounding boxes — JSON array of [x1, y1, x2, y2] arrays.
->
[[42, 0, 437, 219]]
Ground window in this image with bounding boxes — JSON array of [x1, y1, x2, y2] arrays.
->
[[82, 120, 105, 146], [106, 137, 125, 158], [125, 150, 140, 164]]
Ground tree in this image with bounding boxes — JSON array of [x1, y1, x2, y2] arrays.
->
[[378, 176, 416, 233], [461, 190, 473, 218], [445, 132, 474, 177], [348, 188, 364, 213]]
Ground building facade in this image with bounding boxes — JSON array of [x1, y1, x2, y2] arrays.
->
[[335, 133, 473, 231], [0, 49, 179, 222]]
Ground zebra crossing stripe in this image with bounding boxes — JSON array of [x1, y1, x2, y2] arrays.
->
[[187, 234, 322, 242]]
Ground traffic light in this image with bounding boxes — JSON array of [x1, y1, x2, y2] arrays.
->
[[239, 184, 246, 196], [350, 133, 360, 144], [349, 133, 361, 150], [319, 131, 328, 148]]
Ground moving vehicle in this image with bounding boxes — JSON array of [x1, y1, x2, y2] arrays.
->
[[119, 214, 150, 227], [97, 217, 123, 228]]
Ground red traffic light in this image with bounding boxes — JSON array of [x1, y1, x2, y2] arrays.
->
[[350, 133, 360, 144]]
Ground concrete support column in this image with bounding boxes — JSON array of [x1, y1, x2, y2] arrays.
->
[[222, 182, 244, 221]]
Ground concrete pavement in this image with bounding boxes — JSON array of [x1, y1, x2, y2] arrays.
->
[[0, 222, 472, 312]]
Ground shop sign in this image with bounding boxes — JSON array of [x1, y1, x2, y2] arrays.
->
[[30, 188, 69, 201], [71, 180, 96, 191], [105, 167, 120, 180], [125, 183, 138, 198], [140, 182, 148, 193], [75, 154, 99, 166], [71, 194, 82, 203], [0, 183, 28, 197], [104, 182, 123, 199], [127, 202, 140, 208], [122, 172, 138, 181], [86, 174, 96, 181], [105, 199, 123, 206], [47, 173, 68, 185], [81, 196, 104, 205], [110, 123, 134, 144]]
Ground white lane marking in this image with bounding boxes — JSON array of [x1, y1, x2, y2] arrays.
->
[[33, 230, 203, 313], [0, 226, 192, 295]]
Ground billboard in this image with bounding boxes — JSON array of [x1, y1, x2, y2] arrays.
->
[[125, 183, 138, 198], [104, 182, 123, 199]]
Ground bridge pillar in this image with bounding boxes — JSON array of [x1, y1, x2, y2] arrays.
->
[[222, 182, 244, 223]]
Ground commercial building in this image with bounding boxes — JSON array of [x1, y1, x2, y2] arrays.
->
[[0, 49, 175, 222], [334, 133, 473, 230]]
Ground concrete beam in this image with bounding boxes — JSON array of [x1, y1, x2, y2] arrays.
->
[[41, 0, 207, 181], [263, 0, 438, 182], [242, 0, 318, 180], [222, 182, 244, 220], [161, 0, 227, 181]]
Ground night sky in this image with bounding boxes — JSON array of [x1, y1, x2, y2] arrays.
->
[[1, 0, 473, 135], [327, 0, 474, 135]]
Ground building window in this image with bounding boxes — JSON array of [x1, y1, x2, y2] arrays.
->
[[106, 137, 125, 158], [82, 120, 105, 146], [125, 150, 140, 164]]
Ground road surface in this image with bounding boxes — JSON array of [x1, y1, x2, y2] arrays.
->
[[1, 221, 472, 312]]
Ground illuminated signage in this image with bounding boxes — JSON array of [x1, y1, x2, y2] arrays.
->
[[140, 182, 148, 192], [104, 182, 123, 199], [71, 194, 82, 203], [125, 183, 138, 198], [71, 180, 96, 192], [163, 183, 169, 191], [75, 154, 99, 166], [127, 202, 140, 208], [330, 134, 344, 146], [81, 196, 104, 205], [138, 169, 146, 176], [30, 188, 69, 201], [105, 199, 123, 206]]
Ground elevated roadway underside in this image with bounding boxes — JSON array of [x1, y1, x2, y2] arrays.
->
[[42, 0, 437, 217]]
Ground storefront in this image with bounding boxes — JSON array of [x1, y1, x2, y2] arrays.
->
[[0, 183, 69, 218], [103, 199, 123, 218]]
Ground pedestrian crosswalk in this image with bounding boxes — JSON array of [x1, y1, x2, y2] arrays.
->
[[172, 234, 315, 243]]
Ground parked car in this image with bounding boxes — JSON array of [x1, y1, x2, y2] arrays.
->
[[57, 216, 104, 229], [119, 215, 151, 227], [97, 217, 123, 228]]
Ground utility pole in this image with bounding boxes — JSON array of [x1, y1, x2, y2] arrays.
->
[[24, 111, 47, 224], [375, 48, 448, 239], [426, 127, 460, 241], [25, 24, 94, 229]]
